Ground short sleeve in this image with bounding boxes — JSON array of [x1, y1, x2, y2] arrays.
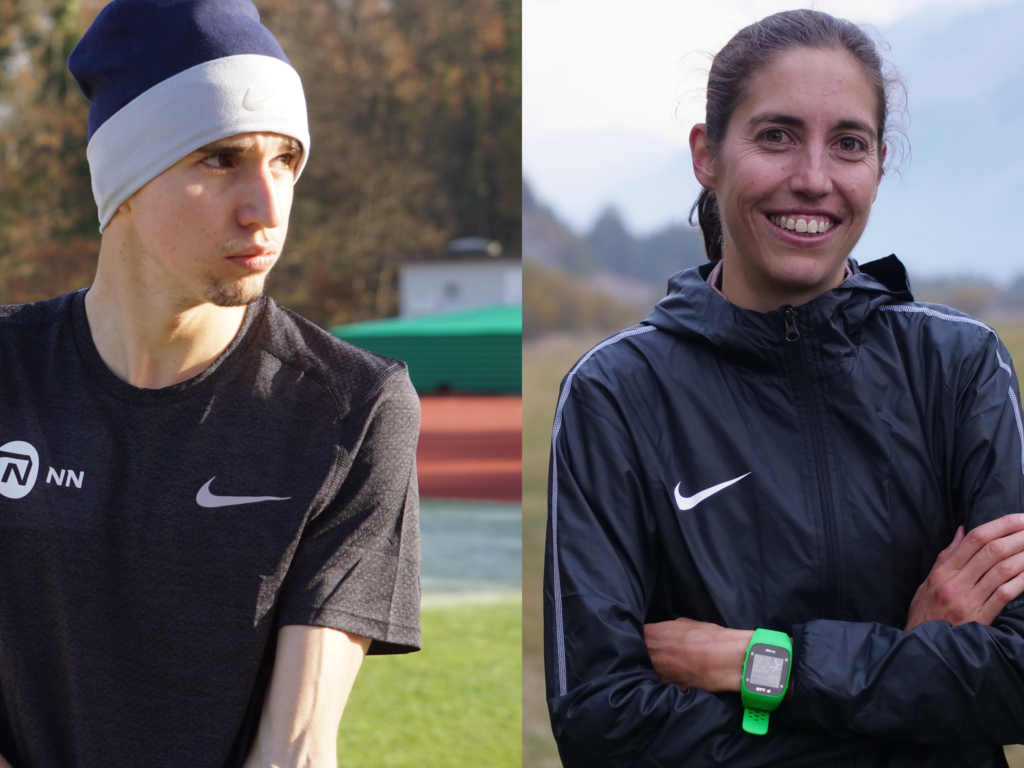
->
[[275, 366, 421, 655]]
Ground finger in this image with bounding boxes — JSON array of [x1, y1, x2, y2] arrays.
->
[[934, 525, 965, 567], [643, 621, 672, 641], [941, 514, 1024, 573], [958, 529, 1024, 589], [977, 565, 1024, 625], [972, 548, 1024, 606]]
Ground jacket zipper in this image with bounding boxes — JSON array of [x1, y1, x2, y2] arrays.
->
[[783, 306, 841, 620]]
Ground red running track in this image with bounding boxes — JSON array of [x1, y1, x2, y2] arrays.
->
[[417, 395, 522, 502]]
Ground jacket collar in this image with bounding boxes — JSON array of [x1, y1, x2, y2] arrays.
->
[[644, 255, 914, 372]]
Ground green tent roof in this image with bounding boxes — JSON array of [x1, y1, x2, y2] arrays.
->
[[329, 304, 522, 394], [331, 304, 521, 338]]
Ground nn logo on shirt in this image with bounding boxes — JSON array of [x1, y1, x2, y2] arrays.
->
[[46, 467, 84, 489], [0, 440, 39, 500]]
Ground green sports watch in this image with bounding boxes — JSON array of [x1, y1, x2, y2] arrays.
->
[[740, 628, 792, 735]]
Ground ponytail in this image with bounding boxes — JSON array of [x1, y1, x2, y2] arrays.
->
[[689, 188, 723, 262]]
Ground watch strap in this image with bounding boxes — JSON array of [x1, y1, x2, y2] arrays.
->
[[742, 705, 770, 736], [741, 628, 793, 736], [749, 627, 791, 648]]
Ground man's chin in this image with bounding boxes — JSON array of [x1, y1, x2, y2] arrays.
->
[[205, 276, 266, 307]]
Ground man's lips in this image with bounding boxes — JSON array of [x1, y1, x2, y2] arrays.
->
[[226, 251, 277, 270]]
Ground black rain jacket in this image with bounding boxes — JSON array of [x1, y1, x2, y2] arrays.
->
[[544, 256, 1024, 767]]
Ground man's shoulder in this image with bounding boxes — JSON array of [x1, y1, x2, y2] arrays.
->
[[251, 298, 415, 411], [0, 290, 79, 329]]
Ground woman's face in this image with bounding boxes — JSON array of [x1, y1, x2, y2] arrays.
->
[[691, 47, 885, 312]]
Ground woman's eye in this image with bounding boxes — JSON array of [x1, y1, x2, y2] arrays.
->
[[836, 137, 866, 153], [763, 128, 786, 144]]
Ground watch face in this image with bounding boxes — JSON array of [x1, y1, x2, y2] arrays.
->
[[743, 643, 790, 698]]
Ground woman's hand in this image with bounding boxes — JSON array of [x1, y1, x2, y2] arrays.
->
[[905, 514, 1024, 631], [644, 617, 753, 692]]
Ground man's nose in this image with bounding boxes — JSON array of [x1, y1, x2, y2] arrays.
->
[[238, 164, 283, 229]]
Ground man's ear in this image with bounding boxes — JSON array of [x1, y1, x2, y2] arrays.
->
[[690, 123, 717, 190]]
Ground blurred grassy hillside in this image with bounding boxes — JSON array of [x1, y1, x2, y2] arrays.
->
[[524, 321, 1024, 768]]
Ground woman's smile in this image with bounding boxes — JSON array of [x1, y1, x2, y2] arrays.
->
[[766, 214, 836, 236]]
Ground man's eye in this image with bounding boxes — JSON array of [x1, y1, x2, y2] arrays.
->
[[202, 154, 230, 168]]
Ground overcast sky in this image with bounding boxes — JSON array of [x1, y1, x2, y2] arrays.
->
[[524, 0, 1006, 146], [524, 0, 1023, 281]]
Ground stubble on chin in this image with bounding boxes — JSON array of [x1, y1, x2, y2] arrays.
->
[[204, 272, 268, 307]]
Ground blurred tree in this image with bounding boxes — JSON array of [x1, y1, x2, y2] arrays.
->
[[0, 0, 102, 304], [256, 0, 521, 326], [522, 179, 597, 273], [523, 259, 638, 340], [587, 207, 633, 273]]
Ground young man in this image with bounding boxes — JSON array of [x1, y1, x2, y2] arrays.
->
[[0, 1, 420, 766]]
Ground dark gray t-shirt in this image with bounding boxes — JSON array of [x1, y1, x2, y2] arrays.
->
[[0, 290, 421, 767]]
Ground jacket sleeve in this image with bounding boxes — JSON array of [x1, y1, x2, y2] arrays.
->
[[777, 328, 1024, 744], [543, 367, 866, 767]]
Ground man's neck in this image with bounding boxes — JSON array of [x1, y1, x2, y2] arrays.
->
[[85, 244, 248, 390]]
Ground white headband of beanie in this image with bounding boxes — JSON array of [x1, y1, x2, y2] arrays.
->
[[87, 54, 310, 232]]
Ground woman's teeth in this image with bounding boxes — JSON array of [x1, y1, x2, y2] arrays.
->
[[769, 215, 834, 234]]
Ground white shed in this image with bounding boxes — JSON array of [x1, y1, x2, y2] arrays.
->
[[398, 240, 522, 317]]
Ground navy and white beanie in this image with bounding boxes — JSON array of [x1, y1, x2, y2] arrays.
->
[[69, 0, 310, 231]]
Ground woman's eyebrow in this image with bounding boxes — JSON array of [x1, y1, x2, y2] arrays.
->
[[833, 118, 874, 133], [745, 112, 874, 134], [746, 112, 803, 127]]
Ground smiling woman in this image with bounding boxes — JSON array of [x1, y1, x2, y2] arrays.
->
[[691, 47, 884, 311], [542, 8, 1024, 767]]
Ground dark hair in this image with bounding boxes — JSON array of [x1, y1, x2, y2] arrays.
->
[[688, 9, 906, 261]]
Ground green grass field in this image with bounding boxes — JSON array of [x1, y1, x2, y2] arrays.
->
[[523, 323, 1024, 768], [338, 598, 521, 767]]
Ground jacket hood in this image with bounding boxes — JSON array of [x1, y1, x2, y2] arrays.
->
[[644, 255, 914, 372]]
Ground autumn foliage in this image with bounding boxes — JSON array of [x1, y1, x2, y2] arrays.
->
[[0, 0, 521, 327]]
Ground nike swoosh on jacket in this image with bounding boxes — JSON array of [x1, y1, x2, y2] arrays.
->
[[544, 256, 1024, 767], [674, 473, 751, 511]]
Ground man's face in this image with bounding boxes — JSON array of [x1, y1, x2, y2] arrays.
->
[[119, 132, 301, 307]]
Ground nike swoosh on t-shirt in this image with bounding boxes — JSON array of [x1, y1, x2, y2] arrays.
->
[[196, 477, 290, 508], [673, 472, 751, 511]]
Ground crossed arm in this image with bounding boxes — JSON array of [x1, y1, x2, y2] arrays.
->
[[645, 514, 1024, 696]]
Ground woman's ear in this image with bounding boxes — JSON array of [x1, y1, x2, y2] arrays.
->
[[871, 141, 887, 202], [690, 123, 716, 190]]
